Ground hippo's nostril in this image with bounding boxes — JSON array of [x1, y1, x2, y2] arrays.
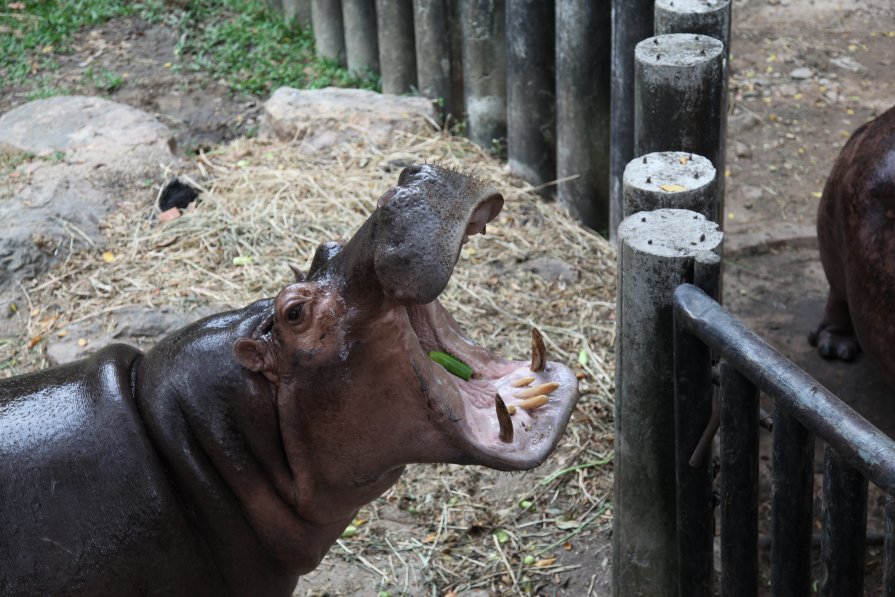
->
[[398, 164, 425, 186]]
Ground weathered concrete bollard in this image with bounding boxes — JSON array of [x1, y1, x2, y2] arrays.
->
[[283, 0, 312, 29], [506, 0, 555, 191], [556, 0, 611, 233], [655, 0, 732, 56], [413, 0, 453, 118], [376, 0, 417, 94], [311, 0, 347, 66], [623, 151, 718, 222], [609, 0, 654, 242], [614, 208, 723, 597], [342, 0, 379, 76], [634, 34, 726, 224], [460, 0, 507, 150]]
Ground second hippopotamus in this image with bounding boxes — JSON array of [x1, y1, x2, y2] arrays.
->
[[0, 164, 579, 596], [811, 105, 895, 385]]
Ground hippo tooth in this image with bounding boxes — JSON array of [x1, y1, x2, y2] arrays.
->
[[495, 394, 514, 443], [511, 375, 536, 388], [513, 381, 559, 399], [518, 395, 549, 411], [531, 327, 546, 372]]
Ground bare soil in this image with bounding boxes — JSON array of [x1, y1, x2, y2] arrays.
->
[[2, 0, 894, 594]]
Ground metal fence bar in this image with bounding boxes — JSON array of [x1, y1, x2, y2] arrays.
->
[[672, 283, 895, 493], [673, 292, 715, 597], [719, 360, 759, 597], [820, 447, 868, 597], [771, 409, 815, 597], [886, 496, 894, 597]]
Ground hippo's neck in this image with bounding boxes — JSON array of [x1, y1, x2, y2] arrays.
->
[[132, 300, 344, 588]]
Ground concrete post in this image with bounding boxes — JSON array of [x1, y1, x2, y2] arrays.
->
[[623, 151, 717, 222], [634, 34, 726, 224], [376, 0, 417, 94], [507, 0, 555, 191], [460, 0, 506, 150], [448, 1, 465, 124], [413, 0, 453, 118], [556, 0, 611, 233], [311, 0, 347, 66], [654, 0, 731, 57], [615, 208, 723, 596], [283, 0, 312, 28], [343, 0, 379, 76], [609, 0, 654, 242]]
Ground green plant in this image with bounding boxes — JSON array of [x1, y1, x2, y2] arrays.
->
[[82, 66, 124, 92]]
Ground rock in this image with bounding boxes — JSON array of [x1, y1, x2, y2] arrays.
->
[[0, 95, 176, 165], [260, 87, 437, 151], [522, 257, 579, 283], [830, 55, 865, 74], [789, 67, 812, 80], [0, 96, 180, 292], [734, 141, 753, 159]]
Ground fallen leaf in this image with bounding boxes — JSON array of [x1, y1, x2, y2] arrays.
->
[[535, 556, 557, 567], [659, 184, 687, 193], [422, 533, 437, 543], [27, 335, 42, 349]]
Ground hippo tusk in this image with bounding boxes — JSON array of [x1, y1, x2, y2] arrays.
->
[[513, 381, 559, 400], [518, 395, 549, 411], [531, 327, 546, 372], [511, 375, 536, 388], [495, 394, 514, 443]]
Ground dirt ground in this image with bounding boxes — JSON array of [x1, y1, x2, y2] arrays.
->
[[2, 0, 895, 594]]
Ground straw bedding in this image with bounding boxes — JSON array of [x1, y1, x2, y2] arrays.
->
[[2, 128, 618, 595]]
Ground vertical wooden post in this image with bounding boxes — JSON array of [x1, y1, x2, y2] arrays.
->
[[615, 208, 723, 596], [556, 0, 611, 232], [342, 0, 379, 76], [283, 0, 312, 29], [654, 0, 731, 56], [460, 0, 506, 150], [609, 0, 654, 241], [506, 0, 555, 191], [719, 361, 760, 597], [634, 34, 726, 225], [771, 411, 815, 597], [623, 151, 717, 222], [376, 0, 417, 94], [413, 0, 453, 118], [886, 496, 895, 597], [311, 0, 347, 66], [820, 448, 868, 597]]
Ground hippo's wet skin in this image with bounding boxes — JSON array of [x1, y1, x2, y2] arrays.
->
[[0, 165, 579, 596], [811, 105, 895, 384]]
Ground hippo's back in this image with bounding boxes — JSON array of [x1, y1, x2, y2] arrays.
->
[[0, 346, 222, 596]]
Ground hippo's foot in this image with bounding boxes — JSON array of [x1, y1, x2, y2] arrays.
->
[[808, 322, 861, 362]]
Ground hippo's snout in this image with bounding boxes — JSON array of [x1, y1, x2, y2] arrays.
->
[[369, 164, 503, 305]]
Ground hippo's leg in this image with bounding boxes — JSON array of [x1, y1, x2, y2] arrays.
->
[[808, 291, 860, 361]]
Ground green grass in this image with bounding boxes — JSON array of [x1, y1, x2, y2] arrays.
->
[[0, 0, 379, 97]]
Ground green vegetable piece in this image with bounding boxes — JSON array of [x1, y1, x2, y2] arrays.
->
[[340, 525, 357, 538], [428, 351, 473, 381], [523, 555, 536, 566]]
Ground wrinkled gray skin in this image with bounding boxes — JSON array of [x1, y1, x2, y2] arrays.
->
[[0, 165, 579, 596]]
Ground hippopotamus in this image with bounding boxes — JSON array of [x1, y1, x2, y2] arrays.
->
[[811, 105, 895, 383], [0, 165, 579, 596]]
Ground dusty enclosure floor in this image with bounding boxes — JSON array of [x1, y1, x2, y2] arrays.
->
[[2, 0, 895, 594]]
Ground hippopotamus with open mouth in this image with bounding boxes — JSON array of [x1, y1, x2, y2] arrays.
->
[[0, 164, 579, 596], [810, 105, 895, 386]]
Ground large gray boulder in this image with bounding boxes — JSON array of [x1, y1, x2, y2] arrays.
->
[[0, 96, 180, 335], [260, 86, 437, 151]]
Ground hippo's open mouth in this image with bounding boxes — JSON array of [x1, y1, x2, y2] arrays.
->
[[409, 300, 580, 470]]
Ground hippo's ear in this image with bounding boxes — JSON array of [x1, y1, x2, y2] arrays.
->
[[234, 338, 278, 383], [289, 264, 305, 282]]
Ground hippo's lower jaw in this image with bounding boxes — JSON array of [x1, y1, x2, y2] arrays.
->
[[406, 300, 580, 471]]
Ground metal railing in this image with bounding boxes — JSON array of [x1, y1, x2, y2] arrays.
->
[[673, 282, 895, 597]]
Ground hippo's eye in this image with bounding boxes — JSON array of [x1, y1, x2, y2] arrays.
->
[[287, 304, 302, 322]]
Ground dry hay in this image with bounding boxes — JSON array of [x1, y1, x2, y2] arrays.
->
[[2, 129, 617, 595]]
